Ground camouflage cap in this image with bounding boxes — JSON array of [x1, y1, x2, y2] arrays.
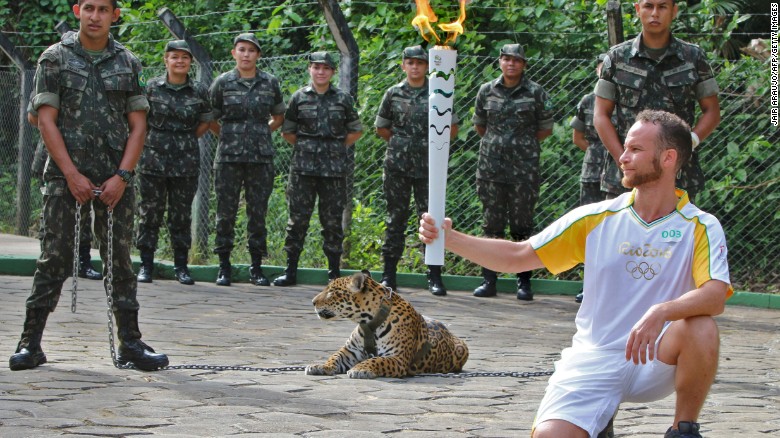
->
[[164, 40, 192, 56], [402, 45, 428, 62], [309, 51, 336, 69], [233, 33, 261, 51], [499, 43, 526, 61]]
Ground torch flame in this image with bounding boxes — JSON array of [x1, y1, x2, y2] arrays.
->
[[439, 0, 467, 45], [412, 0, 467, 46], [412, 0, 440, 43]]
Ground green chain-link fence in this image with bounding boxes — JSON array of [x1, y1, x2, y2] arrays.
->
[[0, 49, 776, 292]]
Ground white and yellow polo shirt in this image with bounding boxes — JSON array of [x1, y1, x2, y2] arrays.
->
[[529, 189, 732, 351]]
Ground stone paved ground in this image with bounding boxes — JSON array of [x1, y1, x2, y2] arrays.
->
[[0, 274, 778, 437]]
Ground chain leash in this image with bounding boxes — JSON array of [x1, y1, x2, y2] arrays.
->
[[158, 365, 552, 379], [71, 201, 81, 313], [103, 208, 133, 369]]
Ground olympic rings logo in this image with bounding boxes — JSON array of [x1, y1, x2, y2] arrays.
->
[[625, 261, 661, 280]]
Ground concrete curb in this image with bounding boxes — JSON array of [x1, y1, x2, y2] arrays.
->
[[1, 254, 775, 309]]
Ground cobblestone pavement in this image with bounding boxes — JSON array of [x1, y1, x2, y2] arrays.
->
[[0, 274, 778, 437]]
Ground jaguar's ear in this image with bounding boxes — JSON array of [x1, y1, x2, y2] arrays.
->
[[349, 271, 368, 293]]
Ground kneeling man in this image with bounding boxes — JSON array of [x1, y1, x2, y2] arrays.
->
[[419, 110, 731, 438]]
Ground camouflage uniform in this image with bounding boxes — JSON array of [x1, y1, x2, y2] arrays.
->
[[28, 31, 149, 312], [570, 93, 617, 204], [209, 67, 285, 258], [596, 34, 719, 199], [472, 74, 553, 242], [28, 98, 95, 247], [375, 76, 460, 261], [280, 72, 362, 262], [136, 74, 212, 253]]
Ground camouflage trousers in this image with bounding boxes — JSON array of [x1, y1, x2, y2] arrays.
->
[[37, 179, 94, 248], [214, 162, 274, 257], [135, 173, 198, 252], [283, 173, 346, 260], [381, 172, 428, 260], [580, 181, 608, 206], [476, 178, 537, 241], [28, 178, 138, 312]]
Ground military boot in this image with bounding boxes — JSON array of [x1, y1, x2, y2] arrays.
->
[[136, 249, 154, 283], [427, 265, 447, 296], [249, 252, 270, 286], [516, 271, 534, 301], [9, 308, 49, 371], [473, 268, 498, 297], [215, 253, 231, 286], [327, 253, 341, 282], [78, 244, 102, 280], [173, 249, 194, 285], [380, 256, 399, 291], [113, 309, 168, 371], [272, 257, 298, 286]]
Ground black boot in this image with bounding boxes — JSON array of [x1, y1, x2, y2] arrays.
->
[[173, 249, 194, 285], [473, 268, 498, 297], [78, 245, 103, 280], [249, 253, 270, 286], [9, 308, 49, 371], [215, 253, 231, 286], [380, 256, 398, 291], [516, 271, 534, 301], [427, 265, 447, 296], [272, 257, 298, 286], [113, 309, 168, 371], [137, 249, 154, 283], [327, 253, 341, 282]]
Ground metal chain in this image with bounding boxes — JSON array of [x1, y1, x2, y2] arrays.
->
[[71, 201, 81, 313], [103, 208, 134, 369], [157, 365, 552, 379]]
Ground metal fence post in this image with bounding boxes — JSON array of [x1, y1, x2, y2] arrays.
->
[[318, 0, 360, 262], [607, 1, 625, 47], [0, 32, 35, 236], [158, 7, 215, 263]]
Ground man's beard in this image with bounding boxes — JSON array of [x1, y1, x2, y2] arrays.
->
[[622, 156, 663, 188]]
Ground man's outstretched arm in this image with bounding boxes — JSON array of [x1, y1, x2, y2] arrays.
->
[[418, 213, 545, 274]]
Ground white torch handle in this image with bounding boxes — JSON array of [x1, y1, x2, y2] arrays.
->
[[426, 48, 457, 266]]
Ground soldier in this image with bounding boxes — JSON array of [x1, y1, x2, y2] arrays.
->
[[594, 0, 721, 202], [209, 33, 285, 287], [375, 45, 459, 296], [570, 53, 614, 305], [29, 94, 102, 281], [470, 43, 553, 301], [135, 40, 212, 285], [9, 0, 168, 371], [273, 51, 363, 286]]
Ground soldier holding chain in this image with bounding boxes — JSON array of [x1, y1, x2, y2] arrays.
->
[[10, 0, 168, 371]]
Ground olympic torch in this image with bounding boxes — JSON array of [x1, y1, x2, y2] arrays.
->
[[412, 1, 466, 265]]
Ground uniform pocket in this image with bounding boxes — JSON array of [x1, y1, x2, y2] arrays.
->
[[663, 64, 697, 108], [614, 65, 647, 108], [102, 68, 134, 113]]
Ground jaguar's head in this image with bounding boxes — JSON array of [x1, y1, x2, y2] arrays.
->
[[311, 270, 391, 323]]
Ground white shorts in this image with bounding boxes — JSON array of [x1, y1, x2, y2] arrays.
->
[[533, 338, 676, 436]]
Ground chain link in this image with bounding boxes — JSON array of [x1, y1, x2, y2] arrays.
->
[[71, 201, 81, 313]]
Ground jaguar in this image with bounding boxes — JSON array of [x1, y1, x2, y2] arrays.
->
[[306, 270, 469, 379]]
